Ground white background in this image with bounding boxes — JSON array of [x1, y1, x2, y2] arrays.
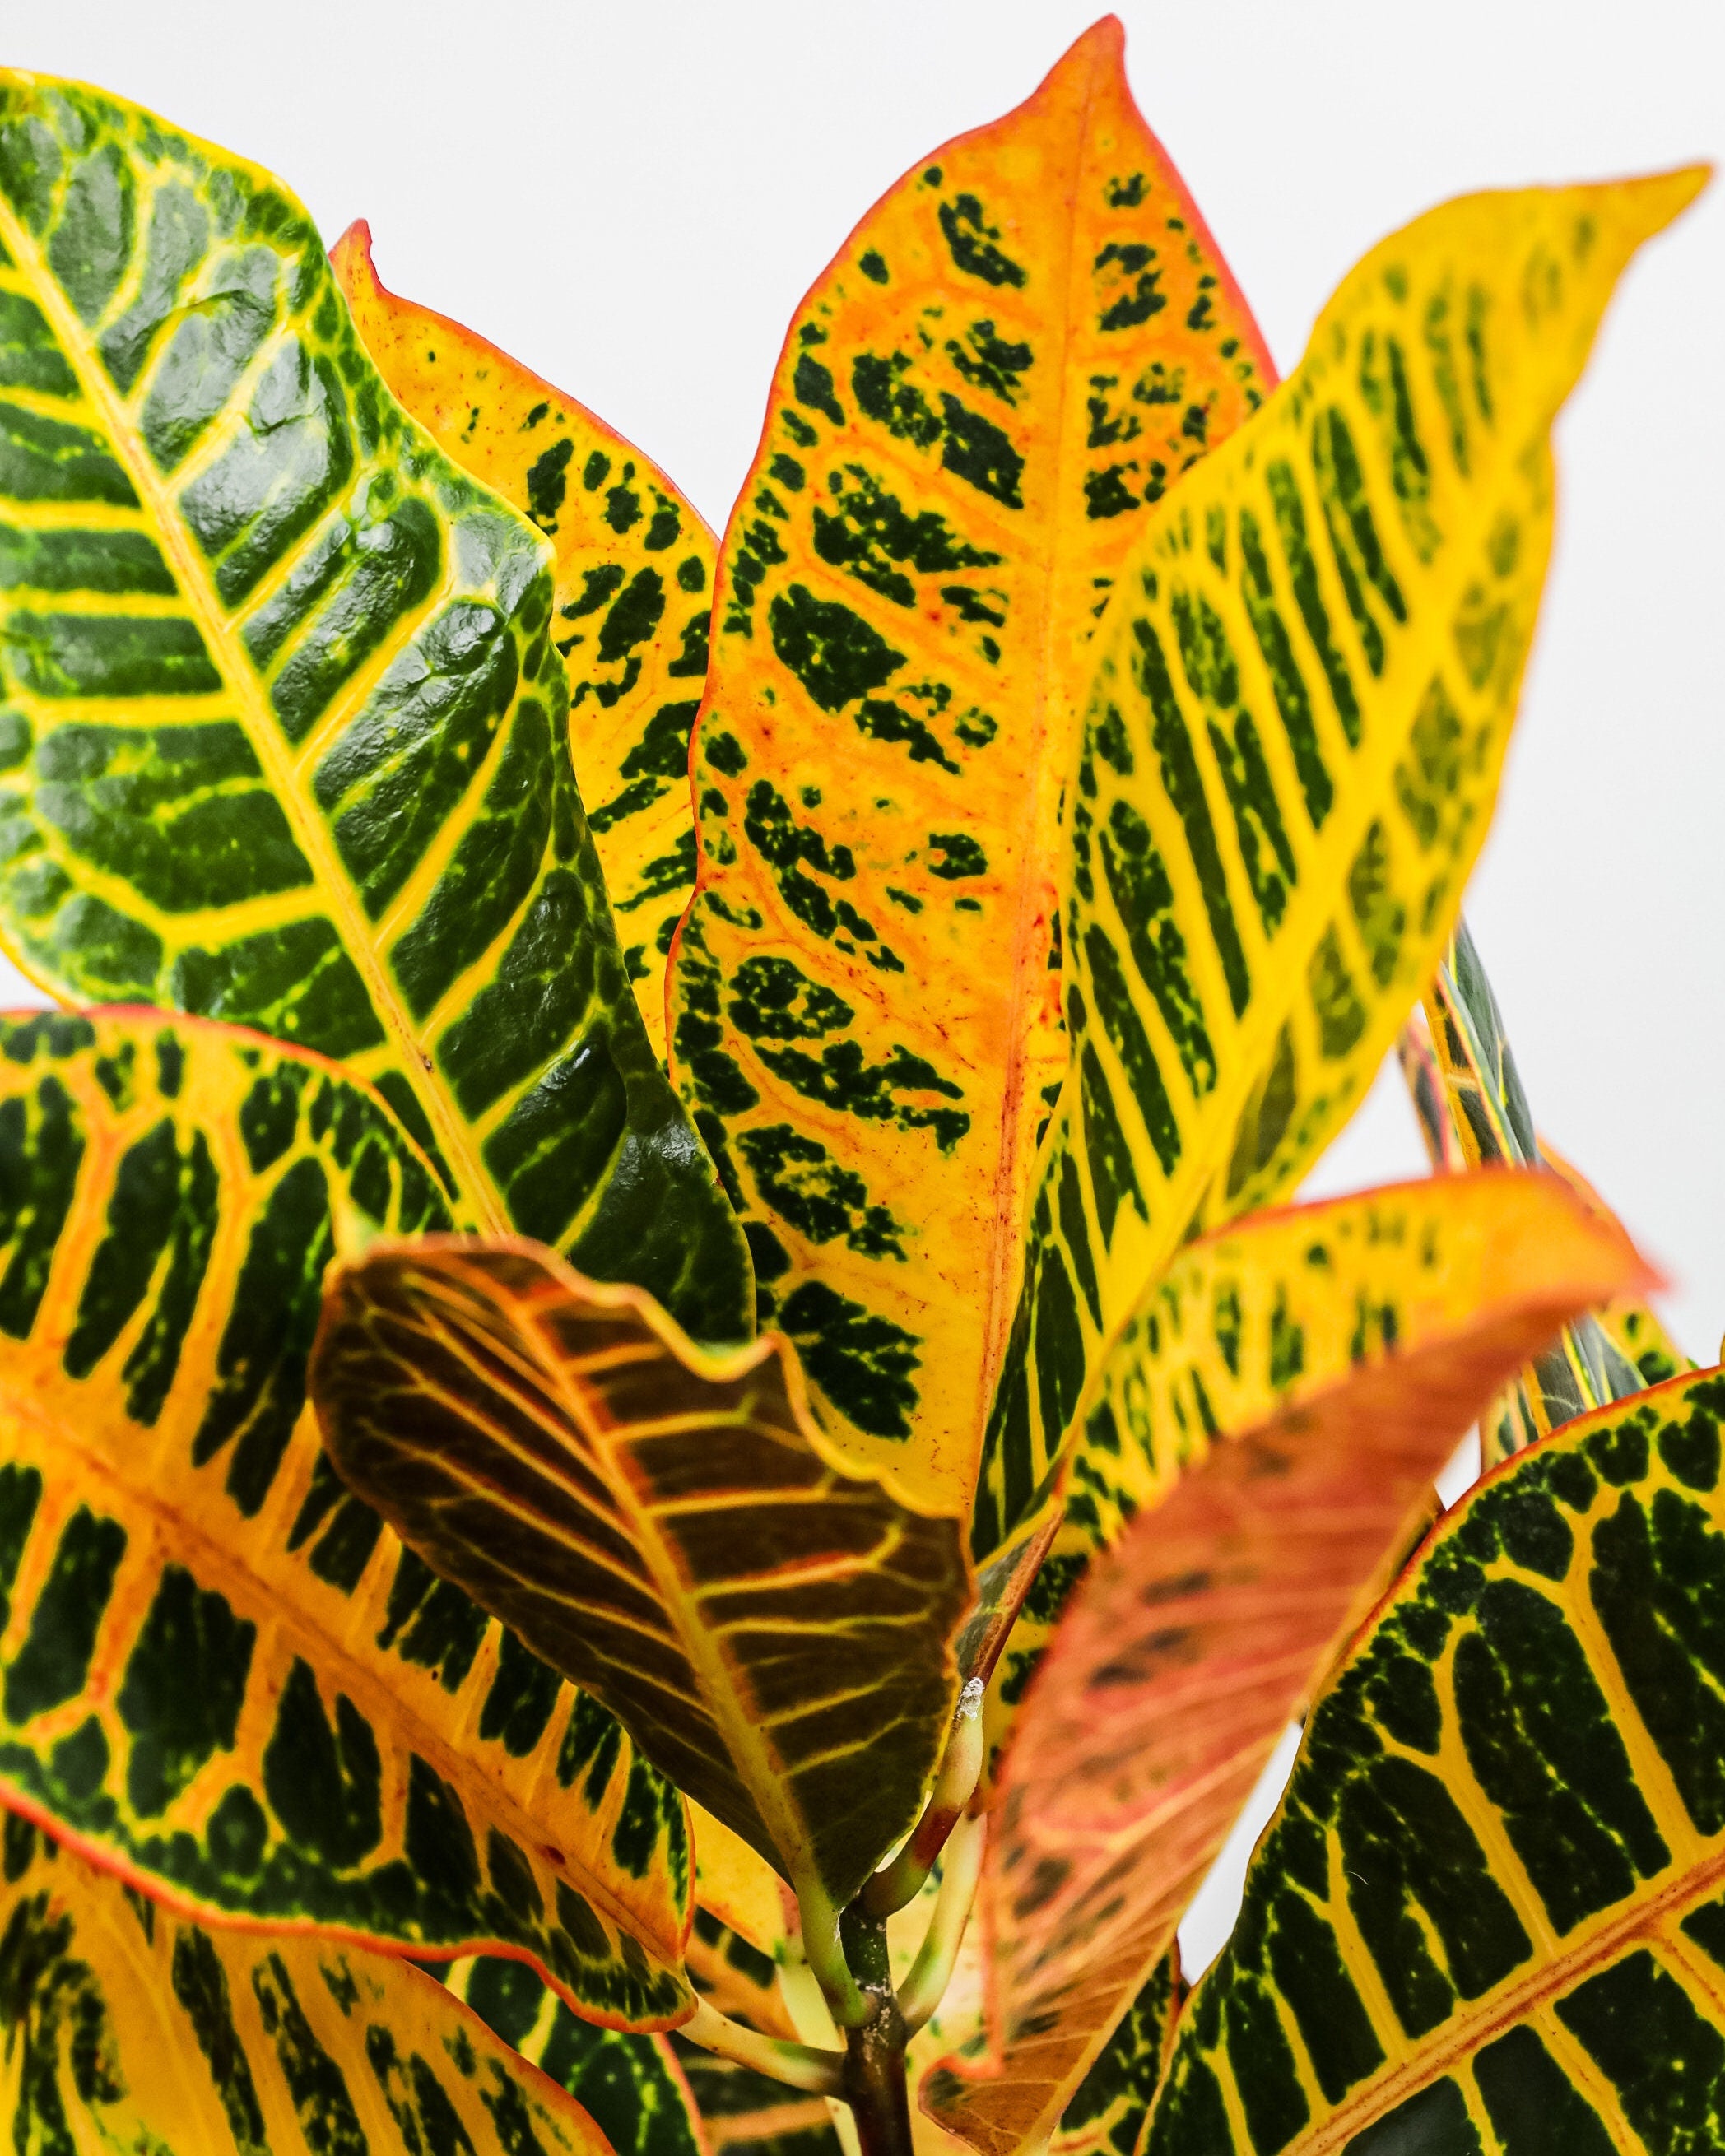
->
[[3, 0, 1721, 1977]]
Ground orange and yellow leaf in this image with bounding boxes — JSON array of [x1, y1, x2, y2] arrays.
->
[[667, 17, 1274, 1509], [332, 222, 715, 1057]]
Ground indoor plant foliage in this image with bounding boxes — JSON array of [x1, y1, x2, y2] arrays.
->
[[0, 15, 1712, 2155]]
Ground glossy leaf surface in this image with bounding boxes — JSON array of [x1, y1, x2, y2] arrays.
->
[[0, 73, 746, 1339], [311, 1238, 972, 1927], [930, 1169, 1649, 2154], [1145, 1364, 1725, 2156], [332, 221, 714, 1057], [0, 1814, 614, 2155], [973, 167, 1704, 1558], [667, 18, 1274, 1507], [0, 1007, 690, 2026], [445, 1952, 708, 2156]]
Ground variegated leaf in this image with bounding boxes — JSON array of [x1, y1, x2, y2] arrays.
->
[[1144, 1365, 1725, 2156], [1053, 1948, 1183, 2156], [444, 1951, 709, 2156], [0, 72, 748, 1340], [0, 1007, 690, 2026], [309, 1238, 972, 1943], [331, 221, 714, 1057], [972, 168, 1705, 1559], [666, 17, 1274, 1508], [0, 1811, 615, 2154], [928, 1169, 1649, 2155], [1416, 921, 1658, 1464], [671, 2037, 844, 2156]]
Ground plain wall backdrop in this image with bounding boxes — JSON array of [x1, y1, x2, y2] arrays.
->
[[2, 0, 1720, 1977]]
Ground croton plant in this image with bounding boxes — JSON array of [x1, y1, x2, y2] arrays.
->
[[0, 17, 1713, 2156]]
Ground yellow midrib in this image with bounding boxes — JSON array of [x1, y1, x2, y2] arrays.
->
[[969, 38, 1120, 1472], [0, 184, 509, 1232]]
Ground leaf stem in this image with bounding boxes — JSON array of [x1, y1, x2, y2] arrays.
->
[[862, 1678, 984, 1917], [839, 1903, 916, 2156], [679, 1997, 844, 2095], [896, 1810, 986, 2035]]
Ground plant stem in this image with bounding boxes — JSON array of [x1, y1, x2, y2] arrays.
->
[[839, 1903, 915, 2156]]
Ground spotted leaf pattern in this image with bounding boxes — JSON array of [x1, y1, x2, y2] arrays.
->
[[0, 1008, 691, 2027], [0, 73, 747, 1340], [1144, 1364, 1725, 2156], [309, 1237, 972, 1942], [1412, 921, 1676, 1463], [928, 1169, 1648, 2156], [331, 221, 714, 1058], [0, 1813, 615, 2155], [666, 17, 1274, 1508], [972, 168, 1705, 1559]]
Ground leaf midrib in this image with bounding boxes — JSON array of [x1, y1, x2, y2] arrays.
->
[[0, 179, 509, 1231]]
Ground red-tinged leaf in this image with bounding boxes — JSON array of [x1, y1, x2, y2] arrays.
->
[[925, 1167, 1652, 2155]]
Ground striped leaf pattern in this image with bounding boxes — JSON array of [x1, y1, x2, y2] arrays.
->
[[309, 1238, 972, 1931], [331, 221, 714, 1058], [0, 72, 748, 1340], [970, 168, 1705, 1560], [665, 17, 1274, 1508], [0, 1008, 690, 2026], [930, 1170, 1648, 2156], [444, 1952, 709, 2156], [1145, 1364, 1725, 2156], [1414, 922, 1672, 1462], [0, 1813, 613, 2155]]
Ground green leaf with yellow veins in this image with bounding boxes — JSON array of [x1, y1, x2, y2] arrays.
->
[[0, 1008, 690, 2028], [930, 1166, 1649, 2156], [0, 1814, 621, 2155], [1144, 1364, 1725, 2156], [1408, 919, 1683, 1465], [331, 221, 714, 1062], [442, 1953, 709, 2156], [310, 1235, 972, 1957], [0, 72, 748, 1342], [665, 19, 1275, 1511], [972, 166, 1708, 1561]]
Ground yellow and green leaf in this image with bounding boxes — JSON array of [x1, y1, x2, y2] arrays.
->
[[309, 1238, 972, 1952], [971, 166, 1705, 1559], [331, 221, 714, 1058], [671, 2035, 844, 2156], [443, 1952, 710, 2156], [0, 1007, 690, 2026], [665, 18, 1275, 1508], [928, 1167, 1649, 2156], [0, 1812, 615, 2154], [1416, 919, 1665, 1462], [1143, 1364, 1725, 2155], [0, 72, 747, 1340]]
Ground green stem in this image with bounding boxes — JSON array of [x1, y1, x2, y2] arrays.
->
[[838, 1903, 915, 2156]]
